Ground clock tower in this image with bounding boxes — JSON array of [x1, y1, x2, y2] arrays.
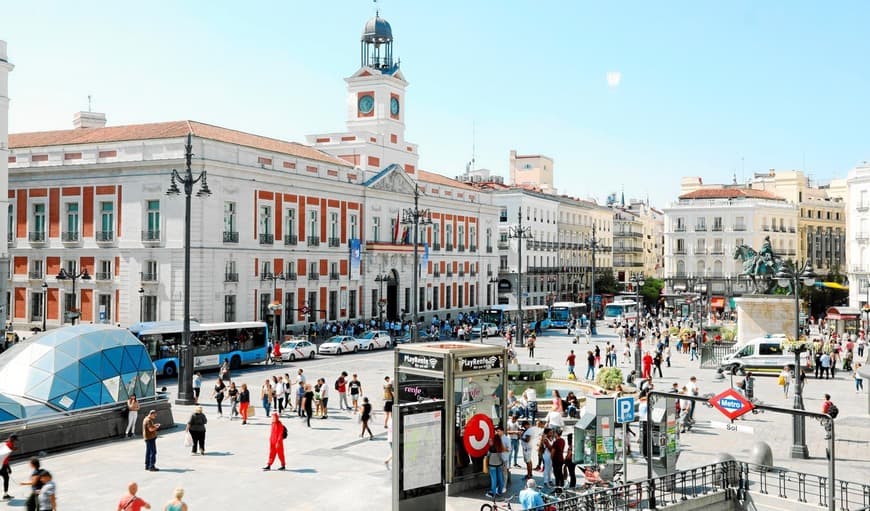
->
[[309, 13, 419, 178]]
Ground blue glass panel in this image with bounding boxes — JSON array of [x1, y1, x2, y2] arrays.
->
[[120, 349, 138, 374], [55, 338, 82, 357], [80, 383, 102, 407], [78, 364, 101, 389], [23, 369, 51, 395], [30, 352, 56, 373], [102, 347, 123, 376], [80, 353, 102, 379], [28, 377, 54, 400], [74, 390, 96, 409], [54, 363, 81, 388], [46, 377, 76, 401]]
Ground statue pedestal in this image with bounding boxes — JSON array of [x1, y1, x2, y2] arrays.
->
[[734, 295, 794, 343]]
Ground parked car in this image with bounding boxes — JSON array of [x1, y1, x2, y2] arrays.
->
[[357, 330, 392, 350], [471, 322, 499, 337], [318, 335, 360, 355], [719, 335, 807, 375], [280, 340, 317, 361]]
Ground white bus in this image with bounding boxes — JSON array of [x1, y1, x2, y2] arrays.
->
[[603, 300, 639, 326]]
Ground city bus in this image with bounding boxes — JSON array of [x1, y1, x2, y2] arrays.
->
[[548, 302, 588, 328], [129, 321, 269, 377], [480, 305, 550, 332], [603, 300, 639, 326]]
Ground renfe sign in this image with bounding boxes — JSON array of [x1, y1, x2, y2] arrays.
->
[[708, 388, 754, 421]]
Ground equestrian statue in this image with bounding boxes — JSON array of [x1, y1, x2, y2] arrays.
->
[[732, 236, 793, 295]]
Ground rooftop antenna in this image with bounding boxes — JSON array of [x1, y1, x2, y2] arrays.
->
[[741, 156, 745, 183], [465, 120, 476, 175], [87, 94, 92, 112]]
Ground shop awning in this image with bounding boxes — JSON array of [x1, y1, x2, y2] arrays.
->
[[710, 296, 725, 309], [825, 306, 861, 320], [814, 281, 849, 291]]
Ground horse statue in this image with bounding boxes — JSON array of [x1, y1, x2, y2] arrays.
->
[[733, 244, 791, 294]]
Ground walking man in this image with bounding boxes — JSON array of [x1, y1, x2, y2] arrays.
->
[[142, 410, 161, 471], [349, 374, 363, 413], [0, 434, 18, 500], [117, 482, 151, 511], [566, 350, 576, 378], [336, 371, 351, 411], [585, 350, 596, 380], [383, 376, 394, 428]]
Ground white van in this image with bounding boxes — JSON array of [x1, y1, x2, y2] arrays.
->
[[719, 336, 808, 375]]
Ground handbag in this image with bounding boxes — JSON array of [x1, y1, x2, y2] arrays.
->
[[483, 455, 489, 474], [183, 431, 193, 447], [777, 374, 785, 386]]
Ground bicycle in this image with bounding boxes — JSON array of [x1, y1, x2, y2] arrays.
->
[[480, 493, 516, 511]]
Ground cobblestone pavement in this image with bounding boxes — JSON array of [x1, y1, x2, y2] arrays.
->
[[8, 326, 867, 511]]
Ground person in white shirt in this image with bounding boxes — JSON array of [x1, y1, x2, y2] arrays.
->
[[500, 425, 512, 492], [546, 409, 564, 430], [523, 387, 538, 419]]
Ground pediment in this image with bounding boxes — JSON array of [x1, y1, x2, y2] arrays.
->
[[365, 163, 417, 195]]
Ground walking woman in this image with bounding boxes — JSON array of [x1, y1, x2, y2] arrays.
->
[[261, 379, 273, 417], [779, 366, 792, 398], [303, 384, 315, 428], [360, 397, 374, 439], [485, 429, 506, 498], [163, 487, 188, 511], [227, 382, 239, 419], [213, 378, 226, 418], [186, 406, 207, 455], [239, 383, 251, 425], [125, 394, 140, 438]]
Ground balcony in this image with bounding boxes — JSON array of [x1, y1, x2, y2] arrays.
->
[[789, 227, 796, 233], [433, 243, 441, 251], [711, 225, 723, 232], [857, 232, 869, 244], [224, 272, 239, 282], [6, 232, 12, 245], [95, 272, 113, 281], [693, 225, 707, 232], [61, 231, 80, 243], [469, 245, 477, 253], [308, 272, 320, 280], [486, 246, 492, 253], [284, 234, 298, 246], [286, 272, 297, 281], [260, 272, 274, 280], [28, 271, 43, 280], [433, 269, 441, 277], [674, 249, 687, 255], [694, 248, 707, 255], [223, 231, 239, 243], [259, 234, 274, 245], [141, 230, 161, 243], [497, 240, 509, 250], [732, 225, 747, 232], [458, 245, 465, 252], [96, 230, 115, 244], [674, 226, 686, 232], [28, 231, 46, 244], [858, 205, 870, 212], [446, 268, 453, 277], [140, 272, 158, 282], [710, 249, 725, 255], [458, 269, 465, 277], [446, 244, 453, 251], [761, 225, 770, 232], [308, 236, 320, 247], [329, 272, 340, 280], [328, 237, 340, 247], [470, 269, 477, 276]]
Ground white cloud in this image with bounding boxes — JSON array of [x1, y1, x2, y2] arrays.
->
[[606, 71, 622, 88]]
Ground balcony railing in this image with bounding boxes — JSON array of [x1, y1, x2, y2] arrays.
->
[[141, 230, 161, 242], [694, 248, 707, 255], [857, 233, 869, 243], [446, 244, 453, 251], [308, 272, 319, 280], [486, 246, 492, 253], [674, 249, 687, 255], [96, 230, 115, 243], [733, 225, 747, 231], [307, 236, 320, 247], [28, 271, 43, 280], [458, 269, 465, 277], [789, 227, 796, 233], [260, 272, 274, 280], [259, 234, 274, 245], [328, 237, 340, 247], [711, 225, 723, 232], [446, 269, 453, 277], [223, 231, 239, 243], [224, 272, 239, 282], [458, 245, 465, 252], [433, 243, 441, 251], [28, 231, 46, 243], [433, 269, 441, 277], [140, 272, 158, 282], [710, 249, 725, 255], [761, 225, 770, 231], [61, 231, 80, 242], [95, 272, 113, 281], [284, 234, 298, 246], [694, 225, 707, 232], [858, 205, 870, 212], [469, 245, 477, 252], [286, 272, 297, 281], [673, 226, 686, 232], [329, 272, 340, 280], [497, 240, 509, 249]]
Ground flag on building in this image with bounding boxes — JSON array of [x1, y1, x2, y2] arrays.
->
[[350, 238, 361, 279], [421, 243, 429, 280]]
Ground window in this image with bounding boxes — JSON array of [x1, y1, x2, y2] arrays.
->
[[30, 259, 43, 279], [500, 255, 508, 270], [30, 290, 44, 322], [328, 291, 337, 320], [330, 261, 339, 279], [433, 287, 439, 311], [486, 228, 492, 251], [141, 295, 157, 322], [284, 292, 295, 325], [759, 343, 782, 356], [259, 293, 271, 321], [98, 260, 112, 281], [309, 261, 318, 276], [713, 217, 723, 231], [224, 295, 236, 322], [308, 210, 319, 241], [458, 225, 466, 249], [676, 239, 685, 253], [390, 217, 398, 242], [32, 203, 46, 234], [329, 212, 339, 240], [433, 223, 440, 247], [98, 293, 112, 323], [225, 260, 238, 282], [307, 291, 317, 320], [286, 261, 297, 279], [65, 202, 79, 236], [262, 260, 272, 278], [63, 292, 76, 323], [99, 202, 114, 240], [349, 213, 358, 240], [446, 224, 453, 249], [371, 289, 378, 317], [224, 202, 237, 233], [372, 217, 380, 242], [7, 205, 13, 242], [143, 260, 158, 282], [285, 208, 296, 237], [348, 290, 357, 318], [259, 205, 272, 235], [499, 208, 508, 222]]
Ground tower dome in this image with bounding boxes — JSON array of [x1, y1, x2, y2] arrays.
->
[[362, 14, 393, 44], [360, 13, 398, 72]]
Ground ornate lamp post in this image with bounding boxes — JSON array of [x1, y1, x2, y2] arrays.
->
[[401, 186, 432, 342], [262, 272, 286, 346], [165, 133, 211, 406], [138, 287, 145, 322], [630, 273, 645, 375], [375, 273, 390, 328], [775, 260, 816, 459], [508, 207, 533, 347], [40, 281, 47, 331], [56, 265, 91, 325]]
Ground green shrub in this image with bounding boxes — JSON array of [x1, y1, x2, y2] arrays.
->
[[595, 367, 624, 390]]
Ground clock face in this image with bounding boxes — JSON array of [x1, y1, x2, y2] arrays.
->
[[358, 95, 375, 115], [390, 97, 400, 116]]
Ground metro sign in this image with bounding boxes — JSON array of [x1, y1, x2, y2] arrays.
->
[[708, 388, 754, 421], [462, 413, 494, 458]]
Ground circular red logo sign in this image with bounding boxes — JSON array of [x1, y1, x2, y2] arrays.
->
[[462, 413, 494, 458]]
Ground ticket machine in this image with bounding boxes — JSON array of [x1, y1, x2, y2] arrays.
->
[[573, 395, 621, 478]]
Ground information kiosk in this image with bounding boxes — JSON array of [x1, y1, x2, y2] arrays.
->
[[394, 342, 507, 498]]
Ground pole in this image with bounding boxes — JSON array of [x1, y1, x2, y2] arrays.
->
[[412, 188, 419, 342], [42, 284, 47, 331], [646, 396, 656, 509], [791, 273, 808, 458], [516, 207, 524, 348], [635, 278, 642, 376], [590, 224, 597, 336], [622, 421, 628, 486], [72, 276, 77, 326], [176, 134, 196, 406], [828, 420, 835, 511]]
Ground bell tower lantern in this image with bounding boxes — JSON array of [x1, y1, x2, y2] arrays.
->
[[361, 13, 397, 72]]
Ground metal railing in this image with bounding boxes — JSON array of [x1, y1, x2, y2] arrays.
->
[[308, 236, 320, 247], [95, 272, 113, 281], [0, 394, 168, 431], [328, 237, 340, 247], [284, 234, 298, 246], [259, 233, 274, 245], [224, 272, 238, 282], [28, 271, 43, 280], [140, 272, 158, 282], [96, 230, 114, 242], [29, 231, 46, 243], [141, 230, 160, 242], [223, 231, 239, 243], [700, 341, 737, 368], [735, 462, 870, 511], [61, 231, 80, 242]]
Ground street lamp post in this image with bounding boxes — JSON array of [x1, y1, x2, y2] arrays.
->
[[138, 287, 145, 322], [56, 265, 91, 325], [630, 273, 645, 376], [508, 207, 533, 347], [401, 186, 432, 342], [40, 281, 47, 331], [585, 224, 599, 336], [775, 260, 817, 459], [165, 133, 211, 406], [262, 272, 286, 347], [375, 273, 389, 328]]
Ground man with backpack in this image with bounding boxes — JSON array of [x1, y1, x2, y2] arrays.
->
[[821, 393, 838, 440], [335, 371, 350, 411]]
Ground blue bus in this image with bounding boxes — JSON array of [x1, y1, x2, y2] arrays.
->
[[480, 305, 550, 331], [548, 302, 587, 328], [129, 321, 269, 377]]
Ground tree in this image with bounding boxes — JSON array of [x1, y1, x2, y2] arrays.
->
[[595, 273, 622, 295], [640, 278, 664, 306]]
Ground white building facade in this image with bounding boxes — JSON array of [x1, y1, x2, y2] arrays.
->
[[846, 162, 870, 308], [0, 41, 12, 333]]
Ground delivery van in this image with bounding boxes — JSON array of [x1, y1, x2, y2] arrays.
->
[[719, 335, 808, 375]]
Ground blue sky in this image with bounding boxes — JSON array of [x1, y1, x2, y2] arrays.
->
[[3, 1, 869, 206]]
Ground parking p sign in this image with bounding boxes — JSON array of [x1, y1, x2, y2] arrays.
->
[[616, 397, 635, 423]]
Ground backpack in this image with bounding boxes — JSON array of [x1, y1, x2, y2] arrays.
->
[[828, 404, 839, 419], [282, 425, 288, 439], [334, 379, 340, 391]]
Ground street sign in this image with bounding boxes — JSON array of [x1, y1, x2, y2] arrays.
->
[[616, 397, 635, 423], [709, 420, 754, 434], [462, 413, 494, 458], [708, 388, 754, 421]]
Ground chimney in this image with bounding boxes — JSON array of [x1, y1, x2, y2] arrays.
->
[[73, 111, 107, 129]]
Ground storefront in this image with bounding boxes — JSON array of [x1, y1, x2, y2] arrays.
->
[[394, 342, 507, 495], [824, 306, 861, 337]]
